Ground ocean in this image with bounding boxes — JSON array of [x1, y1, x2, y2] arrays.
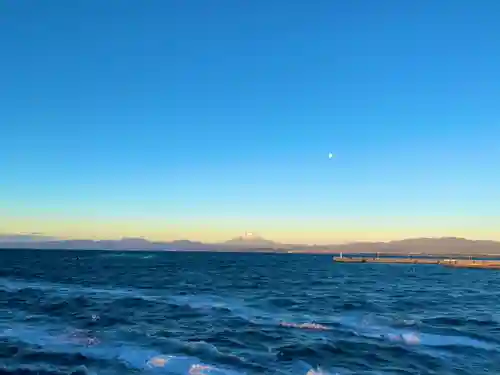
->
[[1, 250, 499, 375]]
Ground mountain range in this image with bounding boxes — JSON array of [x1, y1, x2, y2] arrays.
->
[[1, 233, 500, 255]]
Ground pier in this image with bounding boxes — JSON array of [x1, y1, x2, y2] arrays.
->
[[334, 257, 440, 264], [333, 255, 500, 269], [441, 260, 500, 269]]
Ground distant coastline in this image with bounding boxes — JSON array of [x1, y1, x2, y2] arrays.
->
[[1, 235, 500, 256]]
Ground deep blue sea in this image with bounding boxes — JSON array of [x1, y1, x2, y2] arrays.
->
[[1, 250, 499, 375]]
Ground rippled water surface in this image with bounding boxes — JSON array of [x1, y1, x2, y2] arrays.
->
[[1, 250, 499, 375]]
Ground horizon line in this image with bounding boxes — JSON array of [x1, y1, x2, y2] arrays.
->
[[0, 233, 498, 246]]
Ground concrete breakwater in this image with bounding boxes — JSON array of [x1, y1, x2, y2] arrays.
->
[[333, 256, 500, 269], [442, 261, 500, 269]]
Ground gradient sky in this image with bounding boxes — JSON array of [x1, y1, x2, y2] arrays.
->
[[1, 1, 499, 244]]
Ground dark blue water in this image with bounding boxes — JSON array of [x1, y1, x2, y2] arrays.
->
[[1, 250, 499, 375]]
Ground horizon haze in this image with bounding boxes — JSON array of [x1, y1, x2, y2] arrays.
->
[[2, 1, 499, 243], [2, 232, 500, 256]]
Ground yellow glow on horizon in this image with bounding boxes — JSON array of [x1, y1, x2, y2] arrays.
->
[[1, 215, 499, 244]]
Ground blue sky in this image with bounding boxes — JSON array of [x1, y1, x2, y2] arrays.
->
[[1, 0, 499, 243]]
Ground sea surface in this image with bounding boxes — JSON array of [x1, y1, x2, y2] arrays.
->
[[1, 250, 499, 375]]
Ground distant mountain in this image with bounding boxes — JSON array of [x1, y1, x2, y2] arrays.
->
[[0, 232, 283, 252], [222, 232, 281, 248], [0, 237, 216, 251], [299, 237, 500, 255], [1, 234, 499, 255], [0, 233, 58, 242]]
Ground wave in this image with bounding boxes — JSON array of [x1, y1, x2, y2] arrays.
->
[[2, 250, 499, 375]]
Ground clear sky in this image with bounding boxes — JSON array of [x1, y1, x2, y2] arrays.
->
[[1, 1, 499, 244]]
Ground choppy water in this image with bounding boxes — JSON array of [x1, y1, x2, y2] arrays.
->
[[1, 250, 499, 375]]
